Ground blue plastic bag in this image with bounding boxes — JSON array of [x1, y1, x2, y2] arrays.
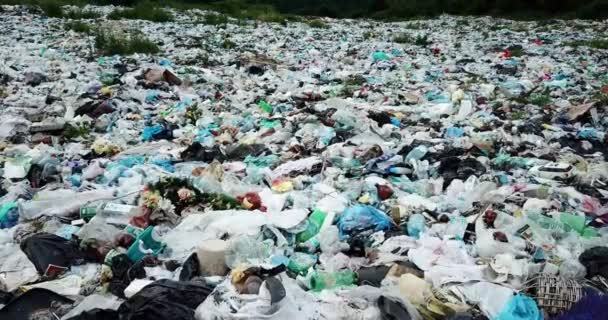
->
[[372, 51, 390, 62], [337, 205, 392, 238], [496, 294, 543, 320], [141, 124, 165, 141], [445, 127, 465, 138], [0, 202, 19, 229]]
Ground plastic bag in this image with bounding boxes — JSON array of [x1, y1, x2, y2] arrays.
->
[[496, 294, 543, 320], [20, 233, 84, 275], [337, 205, 392, 238], [117, 279, 213, 320]]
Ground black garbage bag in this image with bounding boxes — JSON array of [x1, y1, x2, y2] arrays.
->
[[579, 246, 608, 279], [438, 157, 486, 188], [109, 254, 146, 298], [20, 233, 84, 275], [224, 144, 268, 161], [357, 265, 391, 287], [180, 142, 224, 162], [378, 295, 412, 320], [179, 253, 200, 281], [368, 111, 393, 126], [247, 65, 265, 75], [117, 279, 213, 320], [66, 309, 119, 320], [0, 289, 13, 305], [0, 288, 73, 320]]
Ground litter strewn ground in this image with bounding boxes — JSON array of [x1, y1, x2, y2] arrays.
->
[[1, 5, 608, 320]]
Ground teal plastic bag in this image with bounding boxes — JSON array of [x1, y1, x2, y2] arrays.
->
[[497, 294, 543, 320], [372, 51, 390, 62]]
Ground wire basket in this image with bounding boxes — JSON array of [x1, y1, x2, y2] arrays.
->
[[523, 274, 584, 316]]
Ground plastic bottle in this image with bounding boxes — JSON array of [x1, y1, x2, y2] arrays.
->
[[296, 209, 327, 243], [309, 270, 357, 291], [80, 202, 140, 225], [405, 146, 428, 163], [298, 237, 320, 253], [407, 214, 426, 238]]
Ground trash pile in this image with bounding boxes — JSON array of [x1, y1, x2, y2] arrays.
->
[[1, 5, 608, 320]]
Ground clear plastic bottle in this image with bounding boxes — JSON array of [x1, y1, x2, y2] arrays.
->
[[296, 209, 327, 243], [405, 146, 428, 163]]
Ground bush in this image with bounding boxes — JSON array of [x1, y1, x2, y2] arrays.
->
[[530, 94, 551, 106], [567, 39, 608, 49], [64, 8, 100, 19], [578, 0, 608, 19], [393, 33, 411, 43], [94, 28, 159, 56], [414, 34, 430, 46], [257, 11, 286, 23], [65, 20, 90, 33], [108, 3, 173, 22], [203, 13, 229, 25], [39, 0, 63, 17], [344, 75, 367, 86], [307, 19, 328, 29], [511, 47, 525, 57], [93, 0, 138, 6], [221, 38, 236, 49]]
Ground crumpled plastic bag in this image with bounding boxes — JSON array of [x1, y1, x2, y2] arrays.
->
[[20, 233, 84, 275], [118, 279, 212, 320], [337, 205, 392, 238], [496, 294, 543, 320], [0, 243, 39, 291]]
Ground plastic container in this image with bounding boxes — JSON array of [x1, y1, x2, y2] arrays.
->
[[126, 226, 165, 262]]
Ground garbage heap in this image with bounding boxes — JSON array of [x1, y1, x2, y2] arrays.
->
[[1, 5, 608, 320]]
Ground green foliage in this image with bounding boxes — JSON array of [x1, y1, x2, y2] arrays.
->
[[39, 0, 63, 17], [595, 92, 608, 106], [185, 104, 202, 124], [344, 74, 367, 86], [393, 33, 411, 43], [64, 8, 100, 19], [108, 2, 173, 22], [221, 38, 236, 49], [64, 20, 90, 32], [578, 0, 608, 19], [94, 28, 159, 56], [489, 24, 506, 31], [256, 11, 286, 23], [405, 22, 424, 29], [6, 0, 608, 22], [511, 110, 527, 120], [63, 123, 91, 140], [566, 39, 608, 49], [414, 34, 430, 46], [511, 47, 525, 57], [203, 13, 229, 25], [530, 94, 551, 106], [307, 19, 328, 28]]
